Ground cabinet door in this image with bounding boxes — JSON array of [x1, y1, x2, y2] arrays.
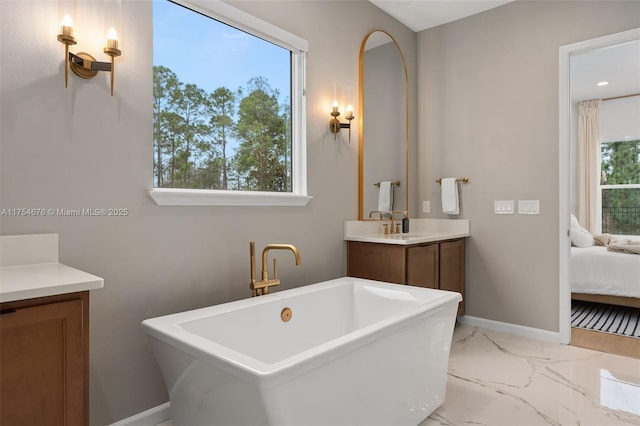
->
[[440, 239, 465, 314], [347, 241, 407, 284], [1, 299, 84, 426], [407, 244, 439, 288]]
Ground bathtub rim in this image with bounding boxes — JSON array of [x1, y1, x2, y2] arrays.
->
[[142, 277, 461, 387]]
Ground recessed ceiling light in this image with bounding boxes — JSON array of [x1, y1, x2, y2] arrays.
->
[[597, 81, 609, 87]]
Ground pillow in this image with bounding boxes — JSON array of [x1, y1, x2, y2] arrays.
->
[[570, 214, 594, 247], [571, 228, 594, 247]]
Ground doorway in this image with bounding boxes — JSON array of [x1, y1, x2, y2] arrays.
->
[[559, 28, 640, 357]]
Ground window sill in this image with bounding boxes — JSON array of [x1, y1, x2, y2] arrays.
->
[[148, 188, 313, 207]]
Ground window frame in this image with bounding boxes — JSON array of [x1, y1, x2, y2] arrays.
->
[[598, 139, 640, 235], [148, 0, 311, 207]]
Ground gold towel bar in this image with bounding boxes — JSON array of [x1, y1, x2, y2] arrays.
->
[[374, 181, 401, 187], [436, 177, 469, 184]]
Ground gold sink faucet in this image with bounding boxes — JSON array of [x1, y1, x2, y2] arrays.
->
[[389, 210, 408, 234], [249, 242, 301, 296]]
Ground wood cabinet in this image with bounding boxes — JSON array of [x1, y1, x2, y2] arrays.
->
[[347, 238, 465, 315], [407, 243, 439, 289], [1, 291, 89, 426], [438, 239, 465, 314]]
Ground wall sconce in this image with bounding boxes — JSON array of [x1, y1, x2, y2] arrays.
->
[[329, 101, 355, 142], [56, 13, 122, 96]]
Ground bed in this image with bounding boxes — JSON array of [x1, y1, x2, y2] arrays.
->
[[571, 246, 640, 308]]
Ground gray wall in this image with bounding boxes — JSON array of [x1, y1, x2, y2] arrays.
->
[[0, 0, 416, 424], [418, 1, 640, 331]]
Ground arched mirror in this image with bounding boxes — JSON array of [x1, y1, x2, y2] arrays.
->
[[358, 30, 409, 220]]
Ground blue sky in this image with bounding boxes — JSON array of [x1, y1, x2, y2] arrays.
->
[[153, 0, 290, 101]]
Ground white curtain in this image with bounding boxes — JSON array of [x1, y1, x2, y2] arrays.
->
[[577, 99, 601, 233]]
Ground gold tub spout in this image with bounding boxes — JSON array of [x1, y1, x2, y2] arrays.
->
[[249, 242, 301, 296]]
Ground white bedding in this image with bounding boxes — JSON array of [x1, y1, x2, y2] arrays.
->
[[571, 246, 640, 298]]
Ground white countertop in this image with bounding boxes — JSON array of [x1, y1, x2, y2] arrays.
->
[[344, 218, 470, 245], [0, 234, 104, 303], [0, 263, 104, 303]]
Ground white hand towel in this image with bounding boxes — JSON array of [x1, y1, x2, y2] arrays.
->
[[441, 178, 459, 215], [378, 181, 393, 213]]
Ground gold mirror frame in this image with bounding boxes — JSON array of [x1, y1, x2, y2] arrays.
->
[[358, 30, 409, 220]]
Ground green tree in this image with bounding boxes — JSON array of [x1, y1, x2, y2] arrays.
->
[[170, 83, 210, 187], [205, 87, 237, 189], [192, 157, 224, 189], [153, 66, 212, 189], [153, 67, 291, 192], [235, 77, 289, 192], [153, 66, 181, 187]]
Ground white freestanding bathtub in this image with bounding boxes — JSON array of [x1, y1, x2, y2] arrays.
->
[[142, 277, 461, 426]]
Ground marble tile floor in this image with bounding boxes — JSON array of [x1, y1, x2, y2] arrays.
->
[[421, 324, 640, 426], [157, 323, 640, 426]]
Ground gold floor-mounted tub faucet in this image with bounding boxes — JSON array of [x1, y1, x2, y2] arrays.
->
[[249, 241, 301, 296]]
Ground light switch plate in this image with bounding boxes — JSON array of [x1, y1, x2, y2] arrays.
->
[[423, 200, 430, 213], [518, 200, 540, 215], [494, 200, 514, 214]]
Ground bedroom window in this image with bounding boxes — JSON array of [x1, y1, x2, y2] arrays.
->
[[600, 139, 640, 235], [149, 0, 310, 206]]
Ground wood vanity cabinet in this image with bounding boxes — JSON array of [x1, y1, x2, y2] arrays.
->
[[0, 291, 89, 426], [347, 238, 465, 315], [438, 239, 465, 314]]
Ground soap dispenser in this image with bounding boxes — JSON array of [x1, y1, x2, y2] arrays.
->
[[402, 217, 409, 233]]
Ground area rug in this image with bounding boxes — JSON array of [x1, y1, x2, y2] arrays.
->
[[571, 300, 640, 338]]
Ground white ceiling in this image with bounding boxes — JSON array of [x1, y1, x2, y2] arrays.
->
[[369, 0, 514, 32], [572, 39, 640, 142], [570, 39, 640, 102]]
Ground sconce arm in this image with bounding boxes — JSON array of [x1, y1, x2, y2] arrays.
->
[[69, 52, 112, 72]]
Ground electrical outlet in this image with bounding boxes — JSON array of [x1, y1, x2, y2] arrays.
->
[[494, 200, 514, 214], [423, 200, 430, 213], [518, 200, 540, 215]]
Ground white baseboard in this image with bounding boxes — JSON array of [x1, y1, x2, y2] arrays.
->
[[109, 402, 170, 426], [459, 315, 563, 344]]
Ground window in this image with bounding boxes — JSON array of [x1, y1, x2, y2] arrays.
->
[[600, 139, 640, 235], [149, 0, 311, 206]]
